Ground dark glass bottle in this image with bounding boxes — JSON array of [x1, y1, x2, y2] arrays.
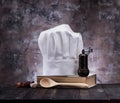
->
[[78, 49, 89, 77]]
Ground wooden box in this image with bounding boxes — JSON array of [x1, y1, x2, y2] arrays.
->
[[37, 74, 96, 88]]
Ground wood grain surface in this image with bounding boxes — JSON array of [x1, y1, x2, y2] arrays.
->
[[0, 84, 120, 103]]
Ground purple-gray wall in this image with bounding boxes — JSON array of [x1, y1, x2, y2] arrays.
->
[[0, 0, 120, 86]]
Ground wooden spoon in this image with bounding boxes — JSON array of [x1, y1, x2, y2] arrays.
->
[[40, 78, 89, 88]]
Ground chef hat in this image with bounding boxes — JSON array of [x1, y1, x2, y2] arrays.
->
[[38, 24, 83, 75]]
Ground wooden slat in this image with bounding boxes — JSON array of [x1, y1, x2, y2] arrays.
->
[[0, 84, 120, 103], [88, 84, 108, 100], [0, 86, 30, 99], [102, 84, 120, 99], [41, 88, 57, 100], [52, 88, 76, 100], [24, 88, 47, 99]]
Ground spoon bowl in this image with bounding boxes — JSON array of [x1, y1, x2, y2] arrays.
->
[[40, 78, 58, 88], [40, 78, 89, 88]]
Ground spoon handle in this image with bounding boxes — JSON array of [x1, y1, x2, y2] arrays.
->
[[57, 83, 89, 88]]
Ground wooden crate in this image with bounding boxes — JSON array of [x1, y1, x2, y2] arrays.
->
[[37, 74, 96, 88]]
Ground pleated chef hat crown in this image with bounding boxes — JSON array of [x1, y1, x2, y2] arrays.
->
[[38, 24, 83, 75]]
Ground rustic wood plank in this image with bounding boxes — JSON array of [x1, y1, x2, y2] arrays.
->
[[47, 86, 81, 100], [23, 87, 57, 100], [23, 88, 41, 100], [0, 86, 30, 99], [79, 89, 90, 99], [24, 88, 48, 99], [78, 84, 109, 103], [102, 84, 120, 100], [88, 84, 109, 100], [0, 84, 120, 103], [41, 88, 57, 100]]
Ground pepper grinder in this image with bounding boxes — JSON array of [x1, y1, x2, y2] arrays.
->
[[78, 49, 90, 77]]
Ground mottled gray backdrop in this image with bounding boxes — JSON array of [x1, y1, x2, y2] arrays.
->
[[0, 0, 120, 86]]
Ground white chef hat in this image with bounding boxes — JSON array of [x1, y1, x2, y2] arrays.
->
[[38, 24, 83, 76]]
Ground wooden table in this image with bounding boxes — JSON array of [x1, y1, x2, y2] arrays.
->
[[0, 84, 120, 103]]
